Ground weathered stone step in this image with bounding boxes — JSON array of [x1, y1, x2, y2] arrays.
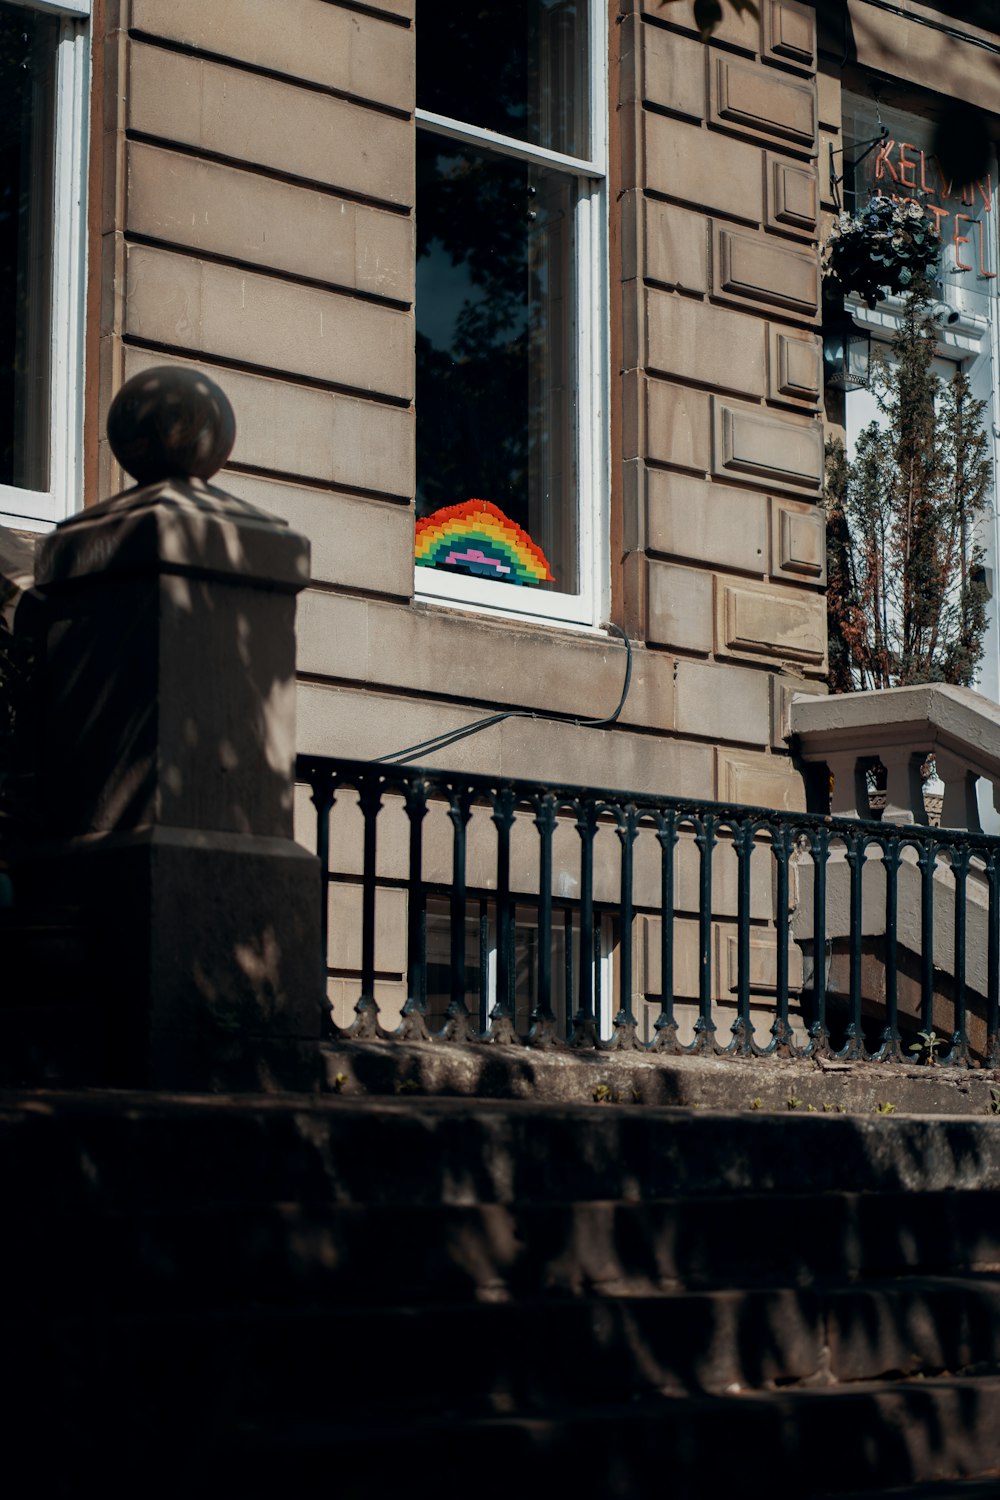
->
[[8, 1191, 1000, 1313], [42, 1376, 994, 1500], [5, 1091, 1000, 1208], [9, 1277, 1000, 1419]]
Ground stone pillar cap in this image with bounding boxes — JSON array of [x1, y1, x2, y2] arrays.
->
[[108, 366, 236, 486], [37, 367, 310, 594]]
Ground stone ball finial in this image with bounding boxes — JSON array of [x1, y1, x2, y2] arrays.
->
[[107, 366, 236, 486]]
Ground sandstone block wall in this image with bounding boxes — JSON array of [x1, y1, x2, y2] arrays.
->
[[618, 0, 828, 818], [88, 0, 838, 1026]]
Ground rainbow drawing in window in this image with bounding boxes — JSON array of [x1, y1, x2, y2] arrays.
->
[[415, 499, 554, 587]]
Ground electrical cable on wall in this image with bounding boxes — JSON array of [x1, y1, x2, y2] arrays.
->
[[377, 624, 633, 766]]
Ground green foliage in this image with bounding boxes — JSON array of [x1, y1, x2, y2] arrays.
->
[[825, 292, 991, 691], [875, 1101, 897, 1115], [825, 197, 941, 308], [907, 1029, 943, 1065]]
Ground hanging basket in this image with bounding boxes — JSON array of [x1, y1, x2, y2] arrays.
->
[[824, 195, 941, 308]]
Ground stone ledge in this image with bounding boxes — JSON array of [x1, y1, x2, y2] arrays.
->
[[322, 1038, 1000, 1116]]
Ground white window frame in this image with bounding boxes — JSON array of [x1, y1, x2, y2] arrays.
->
[[0, 0, 90, 533], [414, 0, 609, 631]]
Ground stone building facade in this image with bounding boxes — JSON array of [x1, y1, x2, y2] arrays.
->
[[5, 0, 1000, 1031]]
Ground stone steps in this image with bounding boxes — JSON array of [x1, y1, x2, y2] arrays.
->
[[3, 1089, 1000, 1496], [9, 1191, 1000, 1313], [22, 1379, 994, 1500], [8, 1276, 1000, 1412]]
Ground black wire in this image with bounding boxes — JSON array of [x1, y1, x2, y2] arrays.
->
[[377, 623, 633, 766]]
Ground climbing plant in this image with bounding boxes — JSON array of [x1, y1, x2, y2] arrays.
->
[[825, 290, 992, 692]]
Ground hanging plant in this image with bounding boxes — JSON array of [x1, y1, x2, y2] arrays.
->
[[824, 196, 941, 308]]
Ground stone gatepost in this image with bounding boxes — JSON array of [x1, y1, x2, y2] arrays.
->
[[28, 367, 323, 1089]]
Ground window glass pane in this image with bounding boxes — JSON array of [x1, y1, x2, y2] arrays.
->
[[417, 0, 589, 160], [416, 135, 579, 595], [0, 2, 57, 492]]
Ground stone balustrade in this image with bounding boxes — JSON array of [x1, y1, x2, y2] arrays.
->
[[790, 683, 1000, 830]]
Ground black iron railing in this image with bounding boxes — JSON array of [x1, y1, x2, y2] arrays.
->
[[296, 755, 1000, 1067]]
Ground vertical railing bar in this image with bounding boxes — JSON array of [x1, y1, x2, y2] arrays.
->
[[920, 841, 936, 1036], [532, 794, 556, 1037], [768, 825, 793, 1055], [839, 833, 866, 1061], [654, 810, 678, 1050], [611, 805, 639, 1049], [594, 920, 603, 1036], [876, 837, 902, 1062], [564, 906, 574, 1041], [987, 850, 1000, 1067], [688, 814, 717, 1055], [399, 775, 429, 1038], [945, 847, 971, 1066], [727, 819, 754, 1057], [572, 800, 598, 1046], [490, 787, 516, 1038], [352, 772, 384, 1036], [445, 786, 472, 1037], [308, 768, 335, 995], [479, 899, 490, 1035], [808, 827, 830, 1057]]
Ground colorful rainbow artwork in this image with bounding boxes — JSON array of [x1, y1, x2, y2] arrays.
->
[[415, 499, 554, 586]]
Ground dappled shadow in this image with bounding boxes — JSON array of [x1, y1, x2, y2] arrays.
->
[[3, 367, 324, 1093], [3, 1089, 1000, 1496]]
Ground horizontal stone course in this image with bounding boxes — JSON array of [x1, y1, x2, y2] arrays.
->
[[123, 346, 414, 498], [644, 290, 766, 399], [642, 112, 763, 223], [221, 472, 413, 596], [297, 682, 713, 795], [296, 593, 674, 733], [124, 244, 413, 399], [643, 471, 767, 574], [128, 40, 413, 207], [673, 659, 771, 747], [127, 142, 414, 302], [644, 559, 714, 653], [129, 0, 413, 112]]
